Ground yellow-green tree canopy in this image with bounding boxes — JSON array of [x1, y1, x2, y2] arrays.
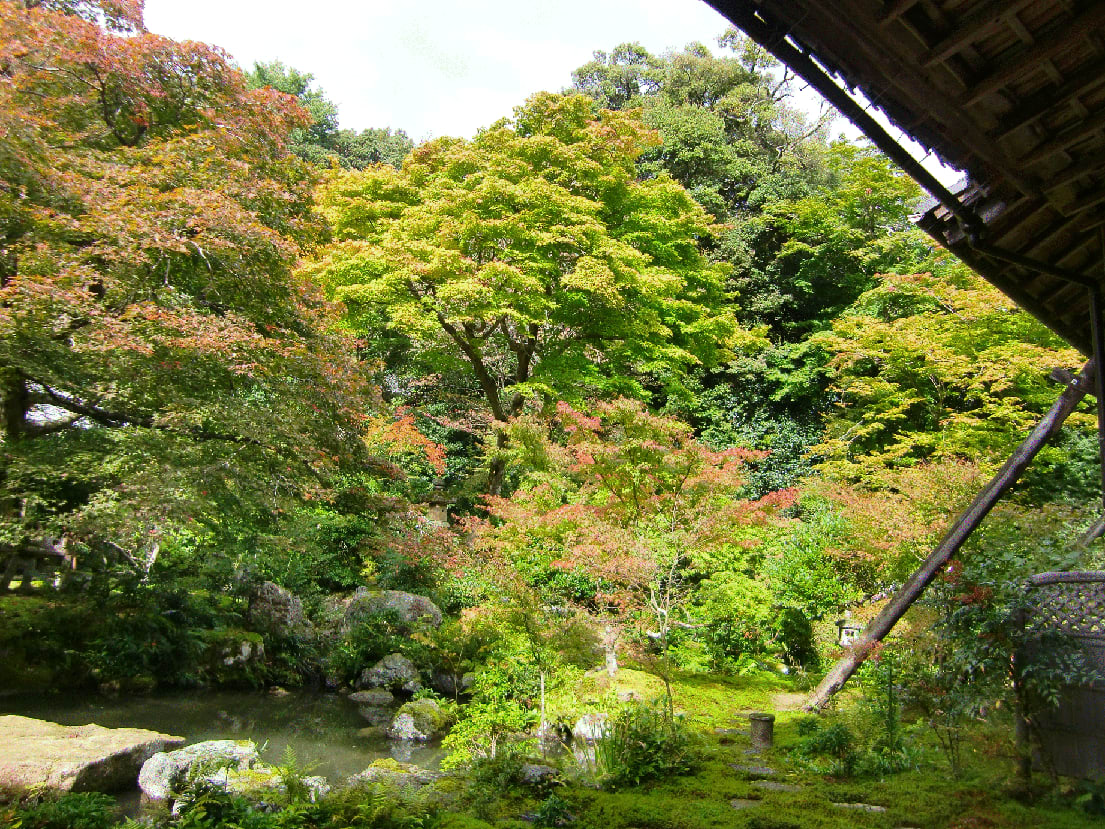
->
[[306, 93, 740, 428]]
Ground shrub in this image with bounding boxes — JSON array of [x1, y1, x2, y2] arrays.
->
[[533, 793, 574, 828], [326, 611, 430, 687], [593, 701, 698, 788], [14, 792, 117, 829]]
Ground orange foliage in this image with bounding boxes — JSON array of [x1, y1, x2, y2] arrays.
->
[[363, 413, 447, 475]]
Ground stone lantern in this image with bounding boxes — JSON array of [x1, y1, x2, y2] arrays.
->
[[425, 479, 450, 527], [835, 611, 863, 647]]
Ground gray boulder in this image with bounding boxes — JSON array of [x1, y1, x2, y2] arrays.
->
[[249, 581, 307, 635], [430, 670, 474, 698], [521, 763, 560, 786], [0, 715, 184, 793], [348, 689, 395, 706], [357, 653, 421, 693], [345, 589, 442, 630], [138, 740, 259, 802], [200, 765, 330, 803], [386, 699, 449, 742]]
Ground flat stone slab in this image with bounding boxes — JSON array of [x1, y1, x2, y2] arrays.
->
[[0, 715, 184, 793], [730, 798, 760, 810], [752, 780, 801, 792], [729, 763, 776, 777], [832, 802, 887, 813]]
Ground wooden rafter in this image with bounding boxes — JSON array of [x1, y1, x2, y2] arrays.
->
[[995, 57, 1105, 140], [1018, 105, 1105, 167], [878, 0, 923, 25], [920, 0, 1037, 68], [960, 4, 1105, 107]]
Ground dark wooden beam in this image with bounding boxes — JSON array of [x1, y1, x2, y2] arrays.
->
[[994, 56, 1105, 140], [878, 0, 923, 25], [806, 362, 1097, 710], [921, 0, 1036, 69], [714, 1, 988, 231], [1071, 188, 1105, 217], [1018, 105, 1105, 167], [1025, 216, 1093, 260], [730, 0, 1033, 194], [961, 4, 1105, 107], [1042, 155, 1105, 194]]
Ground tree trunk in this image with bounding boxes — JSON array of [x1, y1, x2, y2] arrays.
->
[[486, 430, 509, 496], [603, 625, 619, 677], [0, 367, 28, 443]]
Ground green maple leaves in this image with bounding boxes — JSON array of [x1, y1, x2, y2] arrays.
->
[[309, 93, 738, 421]]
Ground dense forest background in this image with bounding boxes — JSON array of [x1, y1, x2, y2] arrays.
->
[[2, 0, 1102, 785]]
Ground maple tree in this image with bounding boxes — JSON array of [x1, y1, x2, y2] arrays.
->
[[813, 265, 1089, 484], [0, 0, 377, 564], [307, 92, 738, 493], [470, 399, 794, 683]]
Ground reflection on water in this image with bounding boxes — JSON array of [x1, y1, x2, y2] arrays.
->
[[0, 689, 445, 783]]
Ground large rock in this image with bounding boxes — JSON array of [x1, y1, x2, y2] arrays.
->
[[386, 699, 449, 742], [198, 629, 265, 687], [249, 581, 307, 635], [138, 740, 259, 801], [520, 763, 560, 786], [344, 589, 442, 630], [348, 759, 441, 790], [200, 765, 330, 803], [357, 653, 421, 693], [429, 669, 475, 698], [348, 689, 394, 706], [0, 715, 184, 793]]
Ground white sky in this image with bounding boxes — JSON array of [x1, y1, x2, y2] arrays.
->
[[143, 0, 961, 185]]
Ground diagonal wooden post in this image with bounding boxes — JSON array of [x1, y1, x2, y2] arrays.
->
[[806, 361, 1096, 710]]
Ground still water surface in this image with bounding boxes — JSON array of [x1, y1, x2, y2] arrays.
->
[[1, 689, 445, 783]]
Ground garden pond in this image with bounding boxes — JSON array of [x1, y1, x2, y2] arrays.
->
[[0, 688, 445, 810]]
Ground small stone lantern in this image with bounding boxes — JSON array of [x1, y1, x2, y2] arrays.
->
[[835, 611, 863, 647], [425, 478, 451, 526]]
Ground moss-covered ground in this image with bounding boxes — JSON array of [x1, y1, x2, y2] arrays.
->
[[452, 668, 1099, 829]]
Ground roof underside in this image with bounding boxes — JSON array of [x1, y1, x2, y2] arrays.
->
[[709, 0, 1105, 355]]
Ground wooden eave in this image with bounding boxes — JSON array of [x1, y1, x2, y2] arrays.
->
[[708, 0, 1105, 355]]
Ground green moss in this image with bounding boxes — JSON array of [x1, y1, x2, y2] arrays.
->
[[432, 815, 496, 829], [397, 698, 452, 736], [199, 628, 266, 687], [545, 668, 794, 732]]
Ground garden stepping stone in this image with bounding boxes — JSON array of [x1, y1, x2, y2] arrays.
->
[[832, 802, 887, 813], [730, 798, 760, 810], [752, 780, 801, 792], [729, 763, 776, 777]]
